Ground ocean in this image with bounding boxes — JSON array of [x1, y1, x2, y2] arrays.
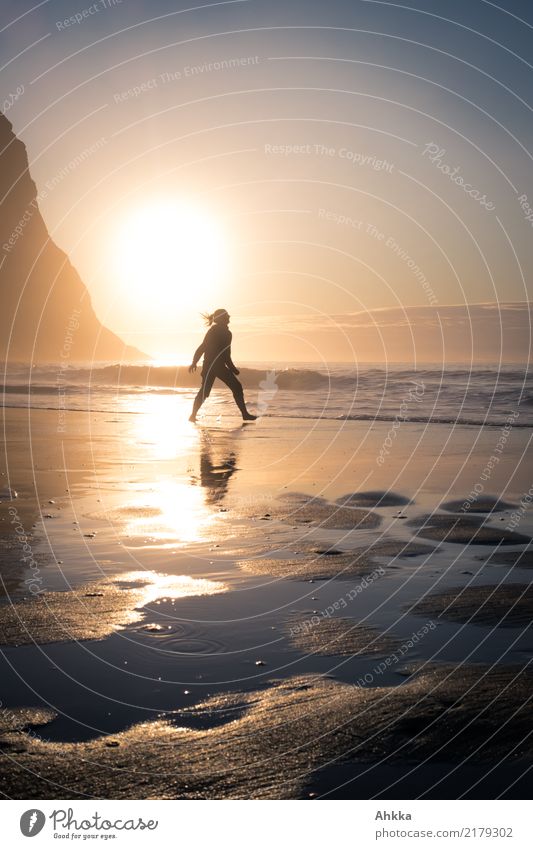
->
[[2, 362, 532, 427]]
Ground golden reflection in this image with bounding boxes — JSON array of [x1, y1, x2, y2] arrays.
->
[[116, 570, 227, 606], [121, 397, 241, 547], [123, 480, 220, 546], [132, 393, 195, 460]]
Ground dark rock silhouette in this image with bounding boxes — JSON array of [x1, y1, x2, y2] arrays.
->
[[0, 113, 144, 362]]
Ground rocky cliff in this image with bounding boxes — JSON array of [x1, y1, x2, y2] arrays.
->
[[0, 113, 144, 362]]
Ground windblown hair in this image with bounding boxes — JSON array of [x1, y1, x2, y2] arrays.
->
[[202, 308, 229, 326]]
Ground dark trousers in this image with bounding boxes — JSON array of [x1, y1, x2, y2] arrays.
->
[[192, 364, 247, 416]]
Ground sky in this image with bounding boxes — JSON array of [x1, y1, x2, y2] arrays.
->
[[1, 0, 532, 361]]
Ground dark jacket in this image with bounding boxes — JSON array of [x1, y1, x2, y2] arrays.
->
[[192, 324, 237, 373]]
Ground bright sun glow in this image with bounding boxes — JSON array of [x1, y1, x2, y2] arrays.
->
[[112, 199, 228, 314]]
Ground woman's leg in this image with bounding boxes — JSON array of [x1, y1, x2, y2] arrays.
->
[[217, 369, 256, 419], [190, 370, 215, 421]]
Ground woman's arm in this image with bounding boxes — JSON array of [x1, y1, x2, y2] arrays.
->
[[224, 332, 239, 374], [189, 339, 206, 372], [226, 354, 239, 375]]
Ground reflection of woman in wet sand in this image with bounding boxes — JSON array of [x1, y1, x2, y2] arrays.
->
[[192, 431, 238, 505], [188, 309, 257, 422]]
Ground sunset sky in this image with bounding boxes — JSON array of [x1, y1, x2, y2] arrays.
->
[[2, 0, 532, 360]]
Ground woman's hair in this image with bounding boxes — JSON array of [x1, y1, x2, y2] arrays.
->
[[202, 308, 229, 326]]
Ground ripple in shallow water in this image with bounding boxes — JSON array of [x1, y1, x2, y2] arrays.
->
[[135, 621, 226, 655]]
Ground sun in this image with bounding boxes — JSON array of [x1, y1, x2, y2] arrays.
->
[[111, 199, 228, 314]]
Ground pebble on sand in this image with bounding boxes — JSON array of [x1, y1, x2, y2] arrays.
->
[[0, 487, 18, 500]]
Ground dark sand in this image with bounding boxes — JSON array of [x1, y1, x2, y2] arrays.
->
[[409, 583, 533, 627], [479, 550, 533, 568], [252, 492, 382, 530], [408, 513, 530, 545], [287, 616, 399, 657], [440, 496, 516, 514], [239, 539, 434, 580], [0, 664, 531, 799], [337, 490, 411, 508]]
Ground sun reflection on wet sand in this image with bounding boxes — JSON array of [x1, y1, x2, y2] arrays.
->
[[115, 396, 240, 548], [132, 394, 196, 460], [117, 570, 227, 606], [122, 480, 221, 547], [0, 571, 227, 646]]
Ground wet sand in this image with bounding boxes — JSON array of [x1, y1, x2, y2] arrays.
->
[[245, 491, 382, 530], [337, 491, 411, 508], [287, 616, 399, 656], [0, 572, 226, 646], [1, 403, 532, 798], [1, 664, 532, 799], [440, 496, 516, 514], [409, 583, 533, 627], [239, 539, 434, 580], [407, 512, 530, 545], [480, 550, 533, 568]]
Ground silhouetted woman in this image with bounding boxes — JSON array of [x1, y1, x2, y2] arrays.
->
[[188, 309, 257, 422]]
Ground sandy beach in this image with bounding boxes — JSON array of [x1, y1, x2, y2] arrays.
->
[[1, 396, 532, 799]]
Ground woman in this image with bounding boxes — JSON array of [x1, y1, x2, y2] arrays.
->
[[188, 309, 257, 422]]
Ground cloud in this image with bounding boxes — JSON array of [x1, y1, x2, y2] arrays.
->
[[233, 302, 532, 362], [236, 301, 533, 333]]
